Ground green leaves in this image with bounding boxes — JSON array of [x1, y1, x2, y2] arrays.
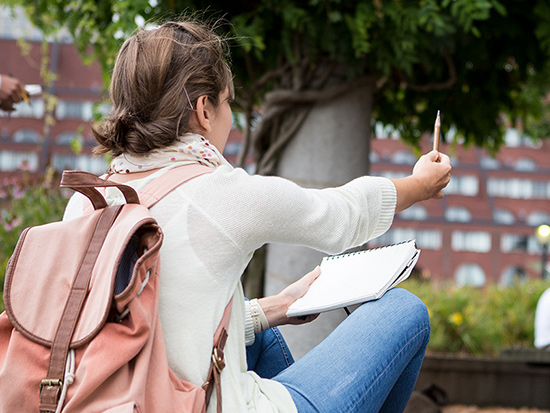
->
[[6, 0, 550, 152], [404, 278, 550, 355], [0, 171, 69, 294]]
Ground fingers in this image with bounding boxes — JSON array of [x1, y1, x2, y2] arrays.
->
[[1, 76, 25, 104], [303, 266, 321, 285], [426, 150, 440, 162], [0, 100, 14, 111]]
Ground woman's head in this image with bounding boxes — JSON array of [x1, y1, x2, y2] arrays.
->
[[93, 20, 234, 157]]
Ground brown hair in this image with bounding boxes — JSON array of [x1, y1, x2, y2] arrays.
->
[[93, 20, 233, 157]]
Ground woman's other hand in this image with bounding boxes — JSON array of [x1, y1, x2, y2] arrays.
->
[[258, 267, 321, 328]]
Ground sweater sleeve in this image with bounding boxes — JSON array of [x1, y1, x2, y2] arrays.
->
[[192, 167, 396, 257], [243, 300, 255, 346]]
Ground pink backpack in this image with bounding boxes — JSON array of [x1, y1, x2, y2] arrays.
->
[[0, 165, 232, 413]]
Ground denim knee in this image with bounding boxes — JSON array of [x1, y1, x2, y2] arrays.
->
[[389, 288, 431, 345]]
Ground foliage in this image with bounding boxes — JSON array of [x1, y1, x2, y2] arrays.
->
[[5, 0, 550, 152], [0, 169, 69, 310], [402, 278, 550, 356]]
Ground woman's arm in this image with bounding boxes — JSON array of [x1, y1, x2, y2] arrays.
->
[[256, 151, 451, 328]]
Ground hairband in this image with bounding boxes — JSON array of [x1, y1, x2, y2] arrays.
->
[[183, 86, 194, 110]]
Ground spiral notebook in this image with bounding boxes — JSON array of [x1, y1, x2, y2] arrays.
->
[[286, 240, 420, 318]]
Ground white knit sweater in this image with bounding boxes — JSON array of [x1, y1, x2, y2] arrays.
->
[[63, 162, 397, 412]]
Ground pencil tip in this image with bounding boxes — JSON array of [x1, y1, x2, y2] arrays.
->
[[437, 110, 440, 117]]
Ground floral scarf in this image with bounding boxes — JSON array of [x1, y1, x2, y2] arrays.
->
[[108, 133, 232, 173]]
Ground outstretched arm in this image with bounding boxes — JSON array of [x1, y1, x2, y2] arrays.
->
[[254, 150, 451, 329]]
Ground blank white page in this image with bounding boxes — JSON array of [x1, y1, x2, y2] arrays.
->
[[286, 240, 419, 317]]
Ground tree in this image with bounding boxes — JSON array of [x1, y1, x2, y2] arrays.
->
[[12, 1, 550, 147], [9, 0, 550, 356]]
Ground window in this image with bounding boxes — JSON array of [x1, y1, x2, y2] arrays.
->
[[532, 181, 550, 199], [494, 209, 515, 225], [56, 100, 93, 120], [56, 132, 83, 146], [0, 129, 10, 142], [0, 6, 46, 41], [415, 230, 442, 250], [501, 233, 529, 253], [392, 151, 416, 165], [0, 151, 38, 171], [499, 266, 527, 288], [51, 154, 107, 174], [13, 128, 40, 143], [455, 263, 486, 287], [398, 205, 428, 221], [8, 98, 45, 119], [370, 151, 379, 163], [445, 175, 478, 196], [481, 156, 500, 170], [504, 128, 522, 147], [375, 170, 408, 180], [515, 158, 536, 171], [372, 228, 441, 250], [374, 122, 401, 140], [452, 231, 491, 253], [488, 178, 549, 199], [445, 206, 472, 223], [527, 211, 550, 226]]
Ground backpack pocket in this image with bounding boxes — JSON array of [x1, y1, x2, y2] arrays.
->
[[103, 401, 138, 413]]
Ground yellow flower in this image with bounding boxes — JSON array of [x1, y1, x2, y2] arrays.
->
[[449, 312, 464, 326]]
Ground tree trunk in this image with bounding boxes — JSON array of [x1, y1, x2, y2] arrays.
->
[[264, 79, 376, 359]]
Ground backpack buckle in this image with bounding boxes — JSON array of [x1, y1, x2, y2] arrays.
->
[[40, 378, 63, 394], [211, 348, 225, 373]]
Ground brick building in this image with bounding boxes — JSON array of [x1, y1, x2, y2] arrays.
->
[[1, 6, 548, 286], [369, 130, 550, 285]]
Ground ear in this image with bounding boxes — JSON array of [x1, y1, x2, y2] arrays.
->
[[190, 95, 212, 133]]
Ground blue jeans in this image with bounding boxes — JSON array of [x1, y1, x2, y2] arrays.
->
[[246, 288, 430, 413]]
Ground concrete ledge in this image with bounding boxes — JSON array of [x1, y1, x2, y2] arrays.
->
[[415, 354, 550, 409]]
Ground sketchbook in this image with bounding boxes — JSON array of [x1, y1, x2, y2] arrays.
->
[[286, 240, 420, 318]]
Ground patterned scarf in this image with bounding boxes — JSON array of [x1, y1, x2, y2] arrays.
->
[[108, 133, 232, 173]]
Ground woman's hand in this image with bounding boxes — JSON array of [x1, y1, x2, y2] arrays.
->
[[392, 150, 451, 213], [258, 266, 321, 328]]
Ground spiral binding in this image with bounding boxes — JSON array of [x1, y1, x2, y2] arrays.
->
[[324, 239, 417, 261]]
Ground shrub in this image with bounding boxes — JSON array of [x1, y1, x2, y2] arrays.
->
[[0, 169, 69, 311], [402, 278, 550, 356]]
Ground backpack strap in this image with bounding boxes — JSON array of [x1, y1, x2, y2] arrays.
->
[[138, 164, 214, 209], [39, 205, 123, 412], [80, 164, 214, 214], [61, 170, 140, 209], [203, 297, 233, 413]]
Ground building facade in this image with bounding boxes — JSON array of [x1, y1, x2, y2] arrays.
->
[[369, 130, 550, 286]]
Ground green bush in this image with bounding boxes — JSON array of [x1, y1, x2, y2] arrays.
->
[[0, 169, 69, 311], [402, 278, 550, 356]]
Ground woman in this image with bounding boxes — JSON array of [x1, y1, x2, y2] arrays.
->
[[64, 20, 451, 412]]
